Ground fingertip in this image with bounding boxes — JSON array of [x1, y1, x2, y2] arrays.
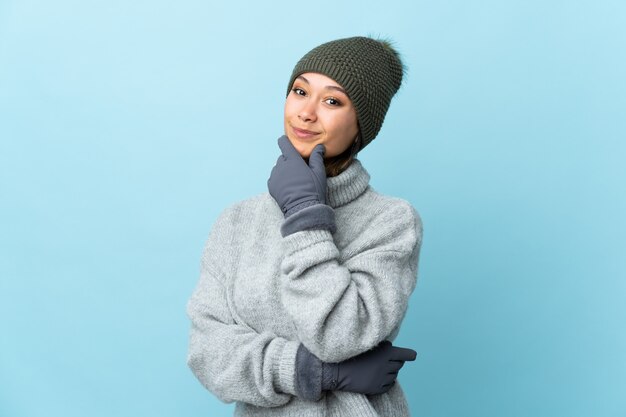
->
[[312, 143, 323, 155]]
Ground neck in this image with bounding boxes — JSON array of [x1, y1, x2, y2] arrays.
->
[[325, 158, 370, 208]]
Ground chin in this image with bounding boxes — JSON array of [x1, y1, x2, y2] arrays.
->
[[289, 138, 311, 153], [287, 135, 328, 158]]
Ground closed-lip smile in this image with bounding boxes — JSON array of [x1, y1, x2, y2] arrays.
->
[[293, 126, 319, 135]]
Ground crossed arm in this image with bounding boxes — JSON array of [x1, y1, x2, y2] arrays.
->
[[186, 202, 423, 406]]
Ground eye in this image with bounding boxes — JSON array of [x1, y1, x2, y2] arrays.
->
[[291, 87, 305, 96], [325, 97, 341, 106]]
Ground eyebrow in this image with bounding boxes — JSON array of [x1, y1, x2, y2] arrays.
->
[[296, 75, 347, 95]]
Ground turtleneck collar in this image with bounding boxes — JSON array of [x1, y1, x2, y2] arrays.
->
[[326, 158, 370, 208]]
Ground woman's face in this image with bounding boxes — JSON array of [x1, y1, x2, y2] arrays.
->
[[284, 72, 358, 160]]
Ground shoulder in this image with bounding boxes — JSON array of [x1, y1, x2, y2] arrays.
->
[[212, 192, 276, 224], [205, 193, 282, 251], [354, 187, 423, 253], [366, 187, 422, 233], [201, 192, 277, 279]]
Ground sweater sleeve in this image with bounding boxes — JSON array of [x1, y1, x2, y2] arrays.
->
[[186, 208, 302, 407], [279, 202, 423, 363], [186, 264, 303, 407]]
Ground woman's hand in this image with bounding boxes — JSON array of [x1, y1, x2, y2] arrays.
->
[[267, 135, 328, 218], [322, 340, 417, 395]]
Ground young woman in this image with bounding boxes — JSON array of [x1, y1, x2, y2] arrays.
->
[[186, 35, 424, 417]]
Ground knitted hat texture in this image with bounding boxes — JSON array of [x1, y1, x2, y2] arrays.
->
[[286, 36, 405, 152]]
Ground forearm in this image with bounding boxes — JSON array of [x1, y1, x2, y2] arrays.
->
[[279, 205, 421, 363], [187, 318, 299, 407], [186, 269, 300, 407]]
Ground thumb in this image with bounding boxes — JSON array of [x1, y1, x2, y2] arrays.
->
[[308, 143, 326, 175]]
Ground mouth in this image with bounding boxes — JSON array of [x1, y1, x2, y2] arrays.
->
[[292, 125, 320, 139]]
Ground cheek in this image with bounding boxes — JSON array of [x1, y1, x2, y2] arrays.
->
[[284, 97, 298, 116], [332, 115, 357, 138], [283, 102, 290, 118]]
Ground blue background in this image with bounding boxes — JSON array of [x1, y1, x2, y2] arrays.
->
[[1, 0, 625, 416]]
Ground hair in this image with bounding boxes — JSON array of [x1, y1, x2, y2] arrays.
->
[[323, 128, 362, 177]]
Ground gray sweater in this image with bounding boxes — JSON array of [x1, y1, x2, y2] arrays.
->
[[186, 158, 423, 417]]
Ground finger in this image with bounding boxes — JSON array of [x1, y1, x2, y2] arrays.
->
[[391, 347, 417, 362], [277, 135, 302, 160], [272, 154, 282, 166], [308, 143, 325, 174], [387, 360, 406, 372], [267, 165, 278, 189], [381, 379, 397, 389]]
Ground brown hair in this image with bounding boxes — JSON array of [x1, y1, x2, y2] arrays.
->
[[324, 130, 362, 177]]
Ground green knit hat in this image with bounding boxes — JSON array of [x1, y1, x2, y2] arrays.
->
[[286, 35, 406, 152]]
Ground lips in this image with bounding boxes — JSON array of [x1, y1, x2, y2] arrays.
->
[[291, 125, 321, 140], [293, 126, 319, 135]]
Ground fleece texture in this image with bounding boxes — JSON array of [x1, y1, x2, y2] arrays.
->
[[186, 158, 423, 417]]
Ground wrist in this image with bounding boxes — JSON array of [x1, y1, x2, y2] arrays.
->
[[285, 199, 321, 218], [321, 362, 339, 391], [280, 203, 336, 237], [295, 343, 324, 401]]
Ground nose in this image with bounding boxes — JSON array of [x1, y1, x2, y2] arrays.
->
[[298, 99, 317, 122]]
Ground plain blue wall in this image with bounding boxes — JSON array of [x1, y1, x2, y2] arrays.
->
[[1, 0, 624, 416]]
